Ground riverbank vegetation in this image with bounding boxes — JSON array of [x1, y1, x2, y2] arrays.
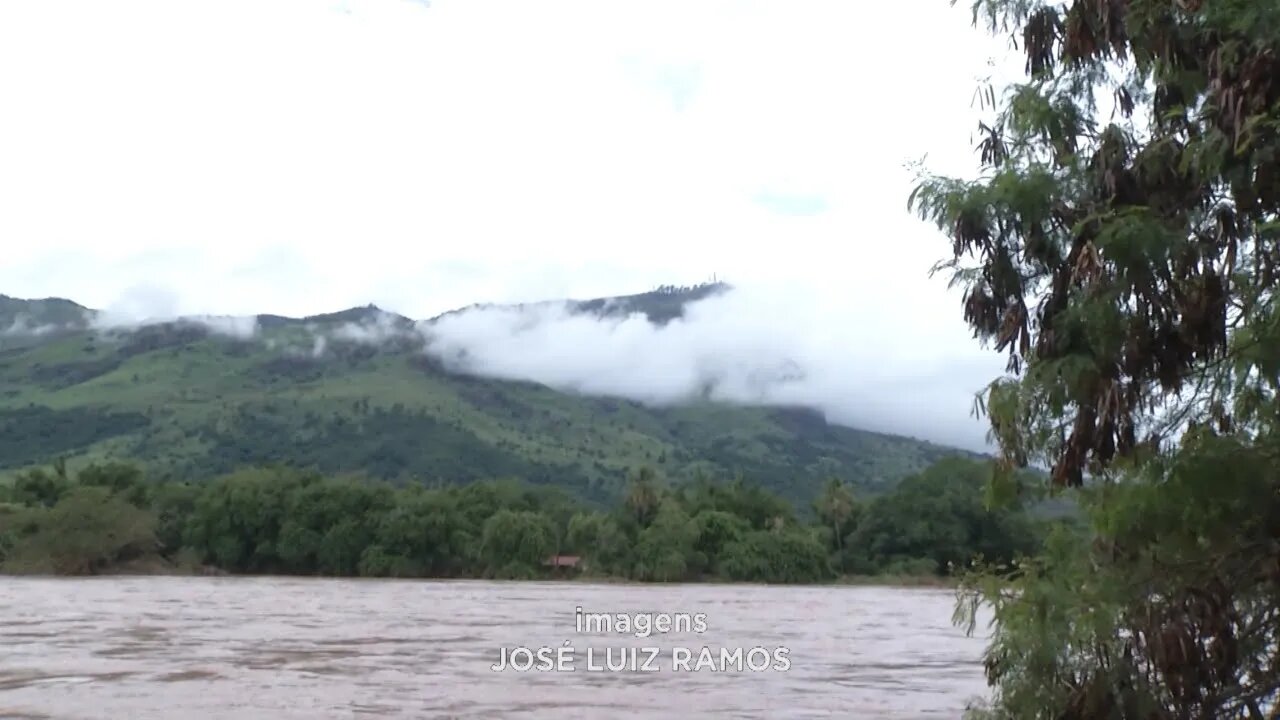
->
[[0, 455, 1050, 584], [911, 0, 1280, 716]]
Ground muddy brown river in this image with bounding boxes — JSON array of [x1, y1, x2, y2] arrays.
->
[[0, 577, 993, 718]]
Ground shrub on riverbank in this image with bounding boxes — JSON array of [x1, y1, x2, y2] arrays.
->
[[2, 485, 155, 574]]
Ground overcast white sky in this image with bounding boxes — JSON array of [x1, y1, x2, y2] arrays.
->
[[0, 0, 1022, 450]]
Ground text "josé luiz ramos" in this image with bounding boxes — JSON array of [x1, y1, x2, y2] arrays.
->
[[492, 645, 792, 672]]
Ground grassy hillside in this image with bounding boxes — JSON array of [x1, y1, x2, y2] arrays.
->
[[0, 286, 975, 506]]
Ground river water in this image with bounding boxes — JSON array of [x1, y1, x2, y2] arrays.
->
[[0, 577, 992, 719]]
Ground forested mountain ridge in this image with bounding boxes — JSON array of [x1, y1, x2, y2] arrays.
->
[[0, 284, 976, 505]]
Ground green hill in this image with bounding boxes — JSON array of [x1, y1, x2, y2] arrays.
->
[[0, 285, 976, 506]]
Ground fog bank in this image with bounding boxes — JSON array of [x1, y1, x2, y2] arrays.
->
[[421, 283, 1001, 452]]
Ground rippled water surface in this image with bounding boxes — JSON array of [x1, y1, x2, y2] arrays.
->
[[0, 577, 992, 718]]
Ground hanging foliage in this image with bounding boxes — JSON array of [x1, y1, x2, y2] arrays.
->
[[912, 0, 1280, 716]]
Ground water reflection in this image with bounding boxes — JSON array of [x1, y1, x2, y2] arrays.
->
[[0, 577, 992, 718]]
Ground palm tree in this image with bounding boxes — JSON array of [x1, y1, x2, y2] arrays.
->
[[624, 466, 661, 527], [814, 477, 857, 552]]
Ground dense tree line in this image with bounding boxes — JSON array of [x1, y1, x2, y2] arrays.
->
[[0, 456, 1044, 582]]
